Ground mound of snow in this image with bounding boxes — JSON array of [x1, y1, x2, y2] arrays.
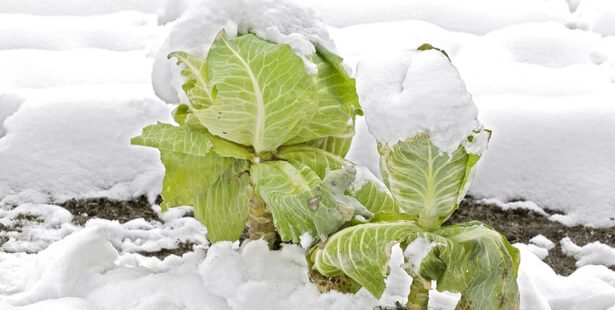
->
[[470, 93, 615, 227], [151, 0, 335, 104], [303, 0, 569, 34], [561, 237, 615, 267], [329, 19, 476, 70], [517, 244, 615, 309], [0, 49, 151, 90], [0, 12, 159, 51], [0, 93, 24, 138], [482, 22, 604, 68], [355, 49, 480, 154], [574, 0, 615, 36], [0, 0, 186, 24], [0, 85, 171, 205]]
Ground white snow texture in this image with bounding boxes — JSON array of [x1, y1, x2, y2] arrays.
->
[[1, 0, 615, 309]]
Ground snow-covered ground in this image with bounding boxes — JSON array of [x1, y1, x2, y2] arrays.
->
[[1, 0, 614, 309]]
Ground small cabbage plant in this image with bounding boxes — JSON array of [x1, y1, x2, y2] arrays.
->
[[308, 130, 521, 309], [132, 31, 362, 247]]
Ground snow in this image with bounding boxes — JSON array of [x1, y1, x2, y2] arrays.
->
[[402, 238, 438, 274], [517, 244, 615, 310], [469, 94, 615, 227], [527, 235, 556, 260], [0, 0, 186, 24], [1, 0, 615, 309], [574, 0, 615, 36], [151, 0, 336, 104], [0, 12, 159, 51], [0, 85, 171, 205], [561, 237, 615, 268], [302, 0, 569, 34], [356, 49, 480, 154], [530, 235, 556, 250], [0, 49, 152, 89], [2, 229, 614, 310], [336, 14, 615, 227]]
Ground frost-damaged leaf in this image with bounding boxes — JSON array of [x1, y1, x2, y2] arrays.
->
[[420, 221, 520, 310], [195, 160, 251, 242], [251, 161, 355, 243], [276, 144, 345, 179], [168, 51, 215, 109], [310, 221, 428, 297], [379, 134, 479, 229], [286, 45, 359, 144], [196, 32, 317, 153], [131, 122, 214, 156]]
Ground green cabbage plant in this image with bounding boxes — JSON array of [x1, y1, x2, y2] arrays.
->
[[132, 31, 362, 247], [308, 132, 521, 309]]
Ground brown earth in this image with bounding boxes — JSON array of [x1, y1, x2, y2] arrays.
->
[[447, 198, 615, 275]]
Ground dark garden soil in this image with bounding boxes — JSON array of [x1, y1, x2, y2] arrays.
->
[[5, 195, 612, 272], [59, 195, 199, 258], [61, 195, 161, 225], [448, 198, 615, 275]]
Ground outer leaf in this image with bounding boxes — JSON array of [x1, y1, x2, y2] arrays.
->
[[172, 104, 191, 125], [196, 32, 317, 153], [251, 161, 355, 243], [157, 151, 238, 211], [307, 124, 355, 157], [276, 144, 344, 179], [196, 161, 251, 242], [349, 166, 400, 215], [310, 221, 427, 297], [131, 122, 213, 156], [379, 134, 479, 229], [168, 51, 214, 109], [285, 45, 358, 144], [420, 221, 520, 310]]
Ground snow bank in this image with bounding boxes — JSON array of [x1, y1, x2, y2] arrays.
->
[[0, 12, 159, 51], [0, 93, 24, 138], [3, 231, 615, 310], [0, 49, 151, 90], [1, 227, 118, 306], [329, 20, 476, 71], [152, 0, 335, 103], [0, 85, 171, 205], [574, 0, 615, 36], [517, 244, 615, 310], [561, 237, 615, 267], [355, 49, 480, 154], [481, 22, 604, 68], [0, 0, 186, 24], [303, 0, 569, 34], [0, 204, 77, 253], [470, 93, 615, 227]]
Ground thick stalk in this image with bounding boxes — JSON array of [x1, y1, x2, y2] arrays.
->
[[407, 276, 431, 310], [247, 191, 277, 249]]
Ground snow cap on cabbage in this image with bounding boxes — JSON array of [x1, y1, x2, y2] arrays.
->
[[152, 0, 336, 104], [356, 49, 487, 155]]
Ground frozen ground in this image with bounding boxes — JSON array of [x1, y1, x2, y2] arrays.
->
[[0, 0, 614, 309]]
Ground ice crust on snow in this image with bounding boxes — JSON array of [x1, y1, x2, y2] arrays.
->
[[151, 0, 336, 103], [356, 49, 480, 154]]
